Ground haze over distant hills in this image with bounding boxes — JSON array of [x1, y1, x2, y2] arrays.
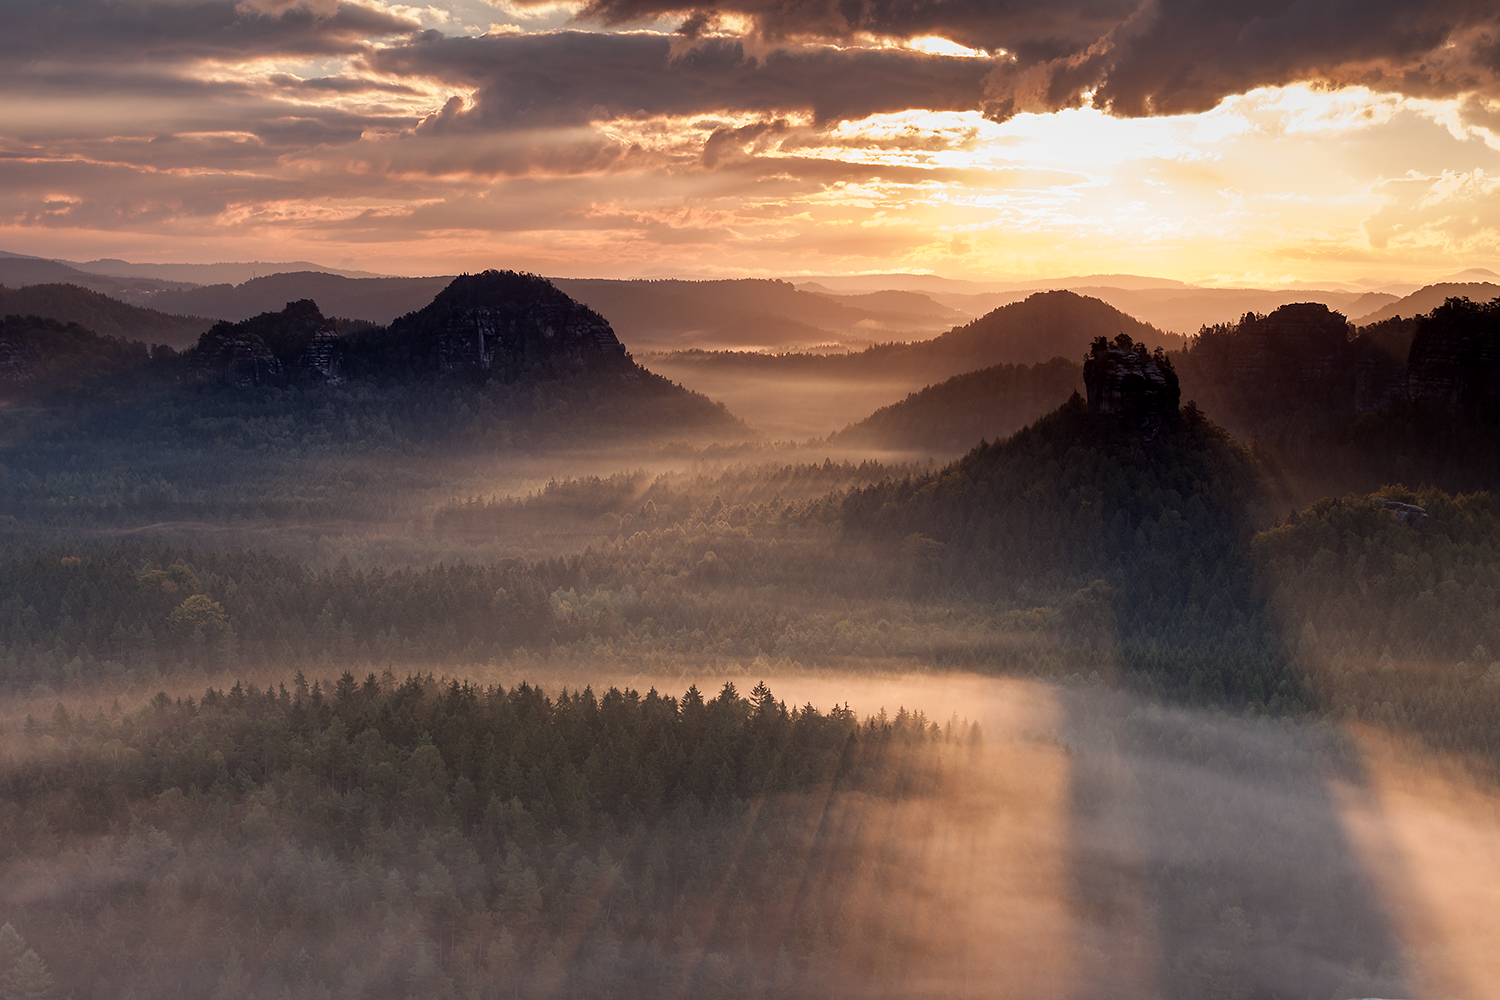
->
[[0, 249, 389, 284], [554, 277, 970, 350], [0, 284, 210, 347], [1352, 279, 1500, 325], [148, 272, 455, 326], [6, 247, 1497, 349], [649, 289, 1174, 438]]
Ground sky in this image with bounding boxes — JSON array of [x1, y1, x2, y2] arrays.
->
[[2, 0, 1500, 285]]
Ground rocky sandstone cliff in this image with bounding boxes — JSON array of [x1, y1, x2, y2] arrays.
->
[[1084, 334, 1180, 436], [1406, 297, 1500, 412], [189, 299, 342, 387], [386, 270, 631, 378]]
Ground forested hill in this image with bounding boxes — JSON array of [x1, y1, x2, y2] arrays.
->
[[0, 282, 210, 347], [0, 271, 746, 451], [648, 290, 1177, 385], [1176, 297, 1500, 495], [828, 357, 1082, 454], [842, 390, 1290, 704]]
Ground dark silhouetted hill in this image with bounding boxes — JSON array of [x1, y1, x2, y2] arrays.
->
[[1177, 297, 1500, 494], [349, 270, 634, 379], [187, 299, 343, 387], [0, 314, 159, 400], [842, 392, 1287, 703], [2, 273, 745, 451], [1354, 282, 1500, 324], [0, 283, 211, 347], [830, 357, 1081, 453], [653, 289, 1177, 385]]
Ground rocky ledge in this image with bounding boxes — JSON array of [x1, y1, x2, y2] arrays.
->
[[189, 299, 342, 387]]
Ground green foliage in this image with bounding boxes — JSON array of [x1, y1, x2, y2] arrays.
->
[[0, 950, 53, 1000], [843, 395, 1293, 704], [0, 926, 22, 976], [1252, 486, 1500, 765], [0, 676, 968, 1000]]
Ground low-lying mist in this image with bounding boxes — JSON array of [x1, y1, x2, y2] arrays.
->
[[3, 666, 1497, 999]]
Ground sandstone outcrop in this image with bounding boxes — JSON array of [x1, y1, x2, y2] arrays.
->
[[1084, 334, 1180, 436], [189, 299, 342, 387], [1406, 297, 1500, 412], [1373, 496, 1428, 528], [386, 270, 631, 378]]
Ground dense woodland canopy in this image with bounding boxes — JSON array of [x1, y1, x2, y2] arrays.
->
[[842, 393, 1291, 705], [0, 674, 972, 999]]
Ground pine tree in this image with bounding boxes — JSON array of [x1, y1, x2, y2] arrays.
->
[[1, 949, 53, 1000]]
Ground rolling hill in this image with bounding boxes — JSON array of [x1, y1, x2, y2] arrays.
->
[[829, 357, 1083, 454], [1353, 281, 1500, 324], [0, 283, 211, 347], [552, 277, 969, 351], [647, 290, 1176, 438], [148, 271, 454, 325]]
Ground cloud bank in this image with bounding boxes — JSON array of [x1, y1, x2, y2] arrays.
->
[[1, 0, 1498, 279]]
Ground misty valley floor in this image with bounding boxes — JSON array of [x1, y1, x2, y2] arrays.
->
[[3, 670, 1498, 999]]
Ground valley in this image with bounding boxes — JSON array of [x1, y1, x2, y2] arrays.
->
[[0, 257, 1498, 999]]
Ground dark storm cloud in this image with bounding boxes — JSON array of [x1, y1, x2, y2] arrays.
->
[[983, 0, 1500, 118], [534, 0, 1500, 117], [0, 0, 418, 63], [371, 31, 995, 127], [588, 0, 1134, 62]]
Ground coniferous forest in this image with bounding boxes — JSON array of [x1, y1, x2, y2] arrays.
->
[[1, 276, 1500, 1000]]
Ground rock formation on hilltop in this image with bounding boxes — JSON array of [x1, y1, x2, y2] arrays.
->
[[1183, 303, 1355, 419], [1406, 297, 1500, 412], [189, 299, 342, 387], [1084, 334, 1180, 436], [375, 270, 633, 379], [1180, 297, 1500, 430]]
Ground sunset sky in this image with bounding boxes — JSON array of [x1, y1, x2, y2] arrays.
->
[[3, 0, 1499, 285]]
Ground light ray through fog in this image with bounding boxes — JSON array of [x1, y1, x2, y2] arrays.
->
[[1338, 726, 1500, 1000]]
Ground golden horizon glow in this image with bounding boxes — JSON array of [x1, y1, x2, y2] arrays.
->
[[2, 0, 1499, 287]]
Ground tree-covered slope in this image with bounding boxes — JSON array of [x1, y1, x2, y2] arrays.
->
[[0, 283, 211, 347], [649, 289, 1178, 387], [842, 393, 1290, 703], [829, 357, 1082, 453], [1252, 486, 1500, 766]]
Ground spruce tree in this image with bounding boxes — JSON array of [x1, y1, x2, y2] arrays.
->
[[1, 949, 53, 1000]]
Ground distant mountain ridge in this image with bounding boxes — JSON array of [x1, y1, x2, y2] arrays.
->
[[0, 283, 210, 347], [1353, 282, 1500, 324], [2, 271, 744, 448], [829, 357, 1082, 454], [552, 277, 968, 350], [149, 272, 454, 326], [0, 257, 196, 303]]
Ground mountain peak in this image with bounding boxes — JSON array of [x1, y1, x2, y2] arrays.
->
[[386, 270, 632, 376]]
